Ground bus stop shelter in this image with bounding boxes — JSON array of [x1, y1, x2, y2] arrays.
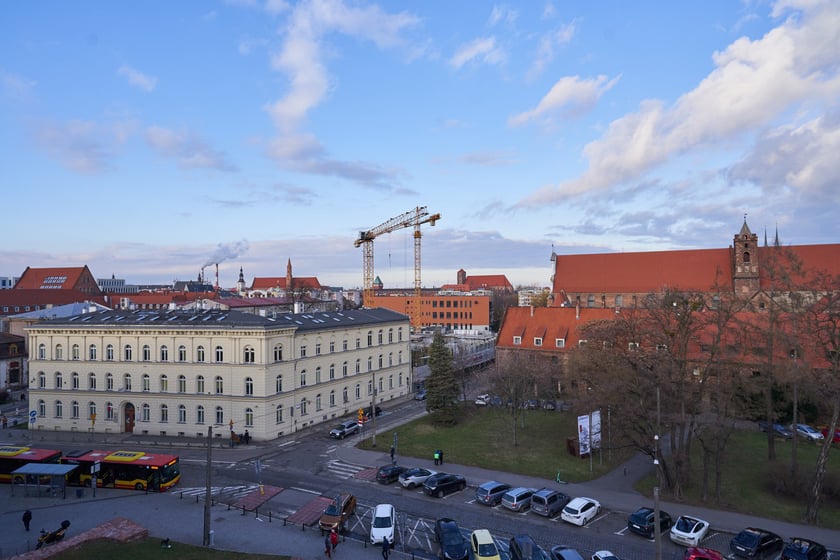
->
[[10, 463, 78, 499]]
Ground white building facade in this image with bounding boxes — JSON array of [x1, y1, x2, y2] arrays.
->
[[26, 308, 411, 441]]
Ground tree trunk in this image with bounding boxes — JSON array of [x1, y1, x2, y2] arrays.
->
[[701, 447, 710, 502], [790, 382, 798, 480], [804, 399, 839, 524], [765, 384, 776, 460]]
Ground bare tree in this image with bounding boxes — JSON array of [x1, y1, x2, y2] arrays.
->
[[491, 351, 551, 446]]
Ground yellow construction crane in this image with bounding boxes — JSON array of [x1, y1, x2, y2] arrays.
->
[[355, 206, 441, 327]]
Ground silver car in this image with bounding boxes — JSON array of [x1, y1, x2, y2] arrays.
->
[[501, 487, 537, 512]]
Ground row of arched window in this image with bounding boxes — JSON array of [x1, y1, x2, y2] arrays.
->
[[35, 369, 406, 396], [36, 399, 257, 427], [36, 327, 405, 364]]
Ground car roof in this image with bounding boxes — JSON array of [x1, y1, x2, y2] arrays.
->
[[534, 488, 559, 497], [479, 480, 507, 489], [568, 496, 594, 505], [472, 529, 493, 543], [374, 503, 394, 514]]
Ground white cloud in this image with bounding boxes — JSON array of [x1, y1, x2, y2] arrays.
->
[[509, 74, 619, 127], [0, 69, 36, 101], [488, 5, 518, 27], [263, 0, 418, 187], [145, 125, 237, 172], [527, 20, 578, 80], [542, 2, 555, 20], [449, 37, 506, 69], [117, 65, 157, 92], [34, 119, 131, 173], [517, 0, 840, 206]]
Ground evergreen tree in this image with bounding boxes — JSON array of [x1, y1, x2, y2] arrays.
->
[[425, 331, 459, 424]]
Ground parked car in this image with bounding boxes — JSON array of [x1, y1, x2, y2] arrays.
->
[[790, 424, 824, 441], [470, 529, 501, 560], [329, 419, 359, 439], [423, 472, 467, 498], [549, 546, 585, 560], [501, 487, 537, 512], [475, 394, 490, 406], [475, 481, 511, 506], [591, 552, 621, 560], [434, 517, 469, 560], [821, 427, 840, 443], [683, 548, 724, 560], [670, 515, 711, 547], [399, 467, 435, 489], [376, 464, 407, 484], [362, 405, 382, 422], [757, 420, 793, 439], [560, 497, 601, 526], [729, 527, 784, 559], [530, 488, 570, 517], [542, 400, 557, 411], [369, 503, 396, 545], [509, 534, 549, 560], [415, 389, 427, 401], [627, 507, 672, 538], [781, 537, 829, 560], [318, 492, 356, 532], [522, 399, 540, 410]]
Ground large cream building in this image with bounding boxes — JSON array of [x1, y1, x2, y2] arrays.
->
[[26, 307, 412, 441]]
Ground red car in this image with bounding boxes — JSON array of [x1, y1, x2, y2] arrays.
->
[[821, 427, 840, 444], [684, 547, 723, 560]]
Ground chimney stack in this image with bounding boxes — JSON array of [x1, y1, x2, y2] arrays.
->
[[215, 263, 219, 290]]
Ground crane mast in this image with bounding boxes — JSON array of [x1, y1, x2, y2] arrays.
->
[[355, 206, 441, 328]]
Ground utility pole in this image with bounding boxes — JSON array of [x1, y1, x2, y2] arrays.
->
[[371, 371, 377, 447], [654, 386, 662, 560], [203, 426, 212, 546]]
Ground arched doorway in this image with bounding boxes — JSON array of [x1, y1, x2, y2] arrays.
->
[[123, 403, 135, 433]]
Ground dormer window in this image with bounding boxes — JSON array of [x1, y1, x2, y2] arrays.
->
[[555, 338, 565, 348], [534, 337, 543, 346], [513, 336, 522, 345]]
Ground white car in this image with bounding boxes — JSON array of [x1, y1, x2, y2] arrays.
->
[[369, 503, 395, 544], [475, 394, 490, 406], [560, 497, 601, 526], [791, 423, 824, 441], [669, 515, 710, 547], [591, 552, 620, 560], [398, 467, 436, 489]]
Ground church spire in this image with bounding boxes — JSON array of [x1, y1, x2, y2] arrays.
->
[[774, 223, 780, 247]]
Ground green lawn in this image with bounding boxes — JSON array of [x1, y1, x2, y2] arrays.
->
[[635, 430, 840, 529], [360, 403, 636, 482], [54, 537, 289, 560], [362, 404, 840, 529]]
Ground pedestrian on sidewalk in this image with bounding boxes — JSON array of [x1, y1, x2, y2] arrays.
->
[[324, 533, 332, 557], [22, 510, 32, 532], [2, 414, 7, 429], [381, 537, 390, 559], [330, 528, 339, 552]]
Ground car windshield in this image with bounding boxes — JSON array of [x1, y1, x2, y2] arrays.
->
[[564, 505, 580, 515], [373, 515, 392, 528], [735, 531, 760, 548], [478, 542, 498, 556], [324, 501, 340, 516], [630, 511, 652, 524], [676, 517, 699, 532]]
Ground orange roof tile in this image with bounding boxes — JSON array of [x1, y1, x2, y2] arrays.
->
[[14, 265, 101, 293], [497, 306, 618, 351]]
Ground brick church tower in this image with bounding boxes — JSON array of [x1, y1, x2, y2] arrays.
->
[[732, 218, 760, 295]]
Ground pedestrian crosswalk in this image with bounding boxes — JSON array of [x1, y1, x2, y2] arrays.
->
[[324, 459, 368, 479], [175, 484, 260, 501]]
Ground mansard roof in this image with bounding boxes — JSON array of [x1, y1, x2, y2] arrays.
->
[[14, 265, 102, 294], [27, 307, 408, 333]]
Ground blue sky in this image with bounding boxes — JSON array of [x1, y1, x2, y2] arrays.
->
[[2, 0, 839, 290]]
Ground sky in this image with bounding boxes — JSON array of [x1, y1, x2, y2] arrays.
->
[[2, 0, 839, 291]]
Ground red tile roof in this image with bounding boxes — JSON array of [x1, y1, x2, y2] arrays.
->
[[497, 306, 619, 351], [14, 265, 101, 294], [0, 289, 107, 315], [552, 244, 840, 295]]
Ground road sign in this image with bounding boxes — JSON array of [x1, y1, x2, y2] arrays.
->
[[29, 417, 35, 425], [29, 410, 37, 419]]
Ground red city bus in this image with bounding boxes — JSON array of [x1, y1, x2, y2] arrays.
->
[[0, 446, 63, 484], [62, 449, 181, 492]]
